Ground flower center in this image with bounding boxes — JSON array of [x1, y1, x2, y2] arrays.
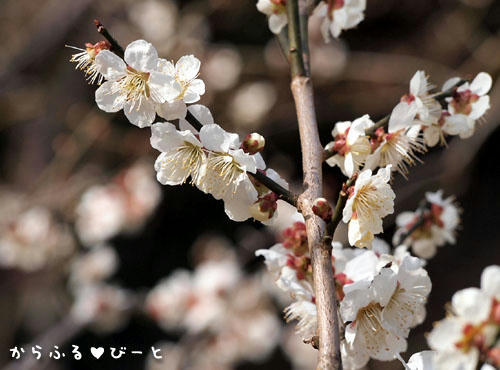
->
[[161, 142, 205, 184], [204, 153, 244, 197], [116, 67, 151, 105], [451, 90, 479, 115]]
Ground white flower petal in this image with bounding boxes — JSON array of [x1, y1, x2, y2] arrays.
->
[[94, 50, 127, 80], [199, 124, 240, 152], [176, 55, 201, 82], [470, 72, 492, 96], [149, 71, 182, 103], [124, 40, 158, 72], [123, 100, 156, 128], [269, 13, 288, 34], [95, 81, 125, 112], [157, 100, 187, 121]]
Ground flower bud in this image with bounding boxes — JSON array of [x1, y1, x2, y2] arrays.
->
[[250, 192, 278, 222], [241, 133, 265, 154], [312, 197, 333, 222]]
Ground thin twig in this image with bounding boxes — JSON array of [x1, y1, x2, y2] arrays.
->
[[287, 0, 342, 368], [394, 200, 431, 245], [324, 176, 357, 245], [94, 19, 125, 58]]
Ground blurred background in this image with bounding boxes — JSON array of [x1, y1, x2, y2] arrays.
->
[[0, 0, 500, 369]]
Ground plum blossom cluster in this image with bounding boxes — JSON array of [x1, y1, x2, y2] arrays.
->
[[257, 221, 432, 369], [70, 38, 289, 223], [325, 71, 492, 179], [150, 104, 288, 222], [389, 71, 492, 148], [0, 206, 75, 272], [393, 190, 461, 259], [75, 162, 161, 246], [68, 240, 132, 333], [402, 265, 500, 370], [256, 0, 367, 41], [70, 39, 205, 127], [145, 242, 280, 369]]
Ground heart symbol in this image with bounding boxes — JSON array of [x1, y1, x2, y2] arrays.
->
[[91, 347, 104, 359]]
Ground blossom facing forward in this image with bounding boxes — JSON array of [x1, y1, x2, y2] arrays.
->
[[427, 265, 500, 370], [342, 166, 395, 248], [325, 114, 373, 177], [393, 190, 460, 259]]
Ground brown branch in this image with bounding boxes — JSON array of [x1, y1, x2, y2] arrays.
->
[[94, 19, 125, 58], [287, 1, 341, 368]]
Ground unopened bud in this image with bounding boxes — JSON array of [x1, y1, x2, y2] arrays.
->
[[312, 198, 333, 222], [250, 192, 278, 222], [85, 41, 111, 58], [242, 133, 265, 154]]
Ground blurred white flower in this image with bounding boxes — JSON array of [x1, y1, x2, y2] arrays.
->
[[71, 284, 131, 332], [0, 207, 74, 272], [129, 0, 178, 45], [256, 0, 288, 34], [393, 190, 460, 259], [95, 40, 181, 127], [75, 184, 127, 246], [281, 327, 318, 370], [342, 166, 395, 248], [229, 82, 277, 128], [325, 114, 373, 177], [146, 270, 195, 331], [314, 0, 366, 41], [203, 47, 242, 91], [442, 72, 492, 139], [69, 244, 118, 289]]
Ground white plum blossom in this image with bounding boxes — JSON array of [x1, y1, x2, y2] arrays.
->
[[428, 265, 500, 370], [393, 190, 460, 259], [314, 0, 366, 41], [365, 103, 426, 177], [145, 270, 195, 331], [342, 166, 395, 248], [94, 40, 182, 127], [341, 255, 431, 368], [325, 114, 373, 177], [156, 55, 206, 120], [75, 184, 127, 246], [442, 72, 492, 139], [0, 207, 75, 272], [69, 245, 118, 289], [197, 124, 266, 221], [71, 284, 131, 333], [392, 71, 441, 132], [75, 162, 160, 246], [67, 41, 111, 84], [256, 0, 288, 35], [151, 121, 206, 186]]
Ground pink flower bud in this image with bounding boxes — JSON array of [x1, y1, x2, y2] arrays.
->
[[241, 133, 265, 154], [312, 197, 333, 222]]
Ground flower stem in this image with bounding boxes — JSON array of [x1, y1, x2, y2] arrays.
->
[[94, 19, 125, 58]]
